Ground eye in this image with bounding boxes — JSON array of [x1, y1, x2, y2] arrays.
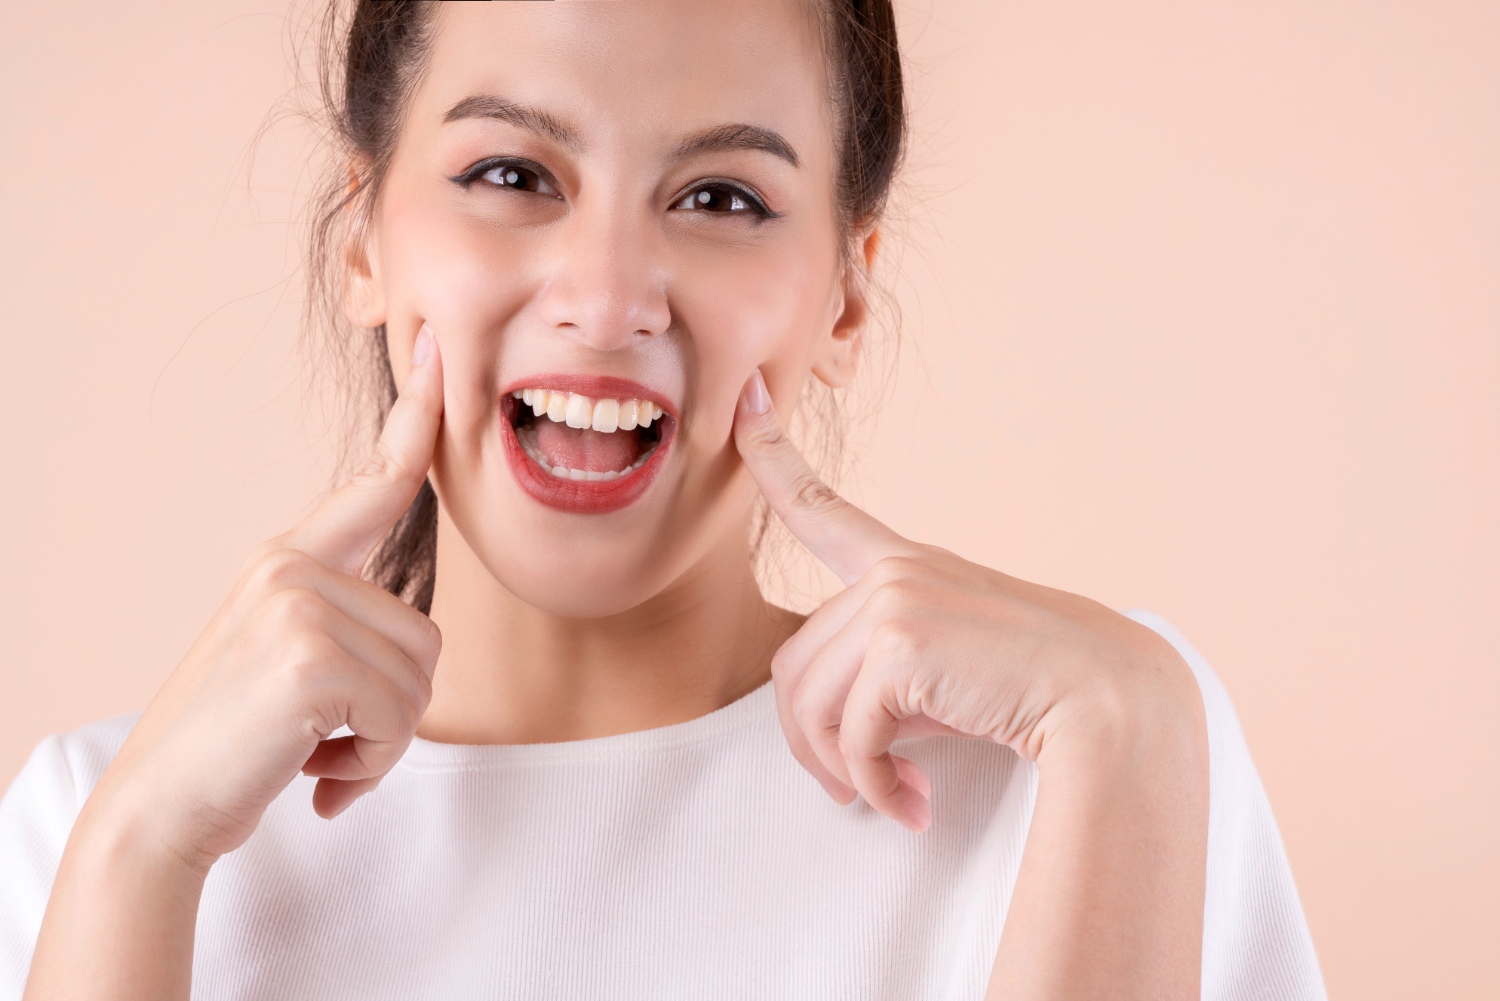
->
[[671, 181, 773, 218], [453, 158, 561, 198], [481, 163, 557, 196]]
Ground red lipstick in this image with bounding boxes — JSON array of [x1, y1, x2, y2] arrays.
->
[[499, 375, 676, 515]]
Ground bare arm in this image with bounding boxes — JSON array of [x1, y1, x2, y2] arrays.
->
[[25, 785, 207, 1000], [986, 659, 1209, 1000]]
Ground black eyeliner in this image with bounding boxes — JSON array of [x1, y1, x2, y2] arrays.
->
[[449, 156, 557, 190], [680, 178, 780, 220]]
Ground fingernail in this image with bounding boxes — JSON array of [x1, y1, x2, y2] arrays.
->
[[412, 325, 435, 367], [743, 369, 770, 414]]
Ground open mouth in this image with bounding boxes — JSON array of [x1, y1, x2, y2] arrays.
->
[[499, 377, 675, 513]]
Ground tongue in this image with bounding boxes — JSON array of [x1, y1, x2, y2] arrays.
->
[[535, 421, 641, 473]]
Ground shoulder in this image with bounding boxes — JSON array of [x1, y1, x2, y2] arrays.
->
[[3, 712, 141, 811], [0, 712, 142, 892], [1121, 610, 1328, 1001], [39, 712, 138, 789], [1122, 610, 1248, 762], [1, 711, 141, 833], [0, 713, 141, 996]]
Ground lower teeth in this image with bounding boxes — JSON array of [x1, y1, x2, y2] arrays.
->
[[516, 425, 657, 481]]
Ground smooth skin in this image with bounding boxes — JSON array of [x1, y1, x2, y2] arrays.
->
[[25, 2, 1208, 999]]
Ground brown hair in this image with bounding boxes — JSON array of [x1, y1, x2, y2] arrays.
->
[[303, 0, 906, 613]]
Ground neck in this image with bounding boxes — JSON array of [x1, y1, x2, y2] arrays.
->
[[417, 507, 800, 746]]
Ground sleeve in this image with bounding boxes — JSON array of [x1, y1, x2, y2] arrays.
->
[[0, 736, 83, 1001], [1125, 610, 1328, 1001]]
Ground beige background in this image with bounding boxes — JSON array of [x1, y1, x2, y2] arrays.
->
[[2, 0, 1495, 996]]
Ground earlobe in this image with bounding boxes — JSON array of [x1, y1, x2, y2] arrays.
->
[[863, 226, 881, 272], [810, 297, 863, 390], [812, 227, 880, 390], [343, 230, 386, 330], [341, 168, 386, 329]]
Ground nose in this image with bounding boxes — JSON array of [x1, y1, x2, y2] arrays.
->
[[534, 194, 671, 351]]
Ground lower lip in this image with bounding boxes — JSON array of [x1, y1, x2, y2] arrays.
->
[[499, 397, 674, 514]]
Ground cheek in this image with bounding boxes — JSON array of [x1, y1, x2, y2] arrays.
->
[[671, 232, 839, 439], [378, 195, 534, 441]]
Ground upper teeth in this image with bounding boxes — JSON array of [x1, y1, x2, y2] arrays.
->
[[512, 388, 663, 433]]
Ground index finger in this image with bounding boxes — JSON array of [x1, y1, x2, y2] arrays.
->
[[732, 369, 909, 585], [284, 325, 444, 578]]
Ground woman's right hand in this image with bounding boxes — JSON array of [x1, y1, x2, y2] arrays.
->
[[84, 325, 445, 870], [24, 329, 444, 999]]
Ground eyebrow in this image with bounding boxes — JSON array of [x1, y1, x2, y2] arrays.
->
[[670, 124, 800, 169], [443, 95, 579, 147], [443, 96, 799, 169]]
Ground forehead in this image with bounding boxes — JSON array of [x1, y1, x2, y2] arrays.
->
[[417, 0, 832, 163]]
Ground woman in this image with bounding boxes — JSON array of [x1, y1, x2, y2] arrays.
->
[[1, 1, 1323, 998]]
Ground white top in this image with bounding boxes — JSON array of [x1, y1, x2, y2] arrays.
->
[[0, 611, 1325, 1000]]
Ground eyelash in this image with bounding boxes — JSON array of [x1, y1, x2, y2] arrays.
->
[[671, 180, 776, 220], [452, 157, 561, 197], [452, 159, 776, 220]]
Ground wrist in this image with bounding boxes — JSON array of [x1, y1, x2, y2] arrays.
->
[[71, 777, 219, 884], [1038, 637, 1206, 776]]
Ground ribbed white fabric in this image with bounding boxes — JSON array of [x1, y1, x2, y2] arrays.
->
[[0, 611, 1324, 1000]]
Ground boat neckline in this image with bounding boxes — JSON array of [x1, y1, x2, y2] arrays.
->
[[398, 678, 776, 772]]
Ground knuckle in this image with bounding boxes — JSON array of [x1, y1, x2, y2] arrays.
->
[[412, 670, 434, 713], [849, 749, 903, 798], [288, 629, 339, 667], [768, 645, 794, 683], [863, 557, 904, 587], [792, 476, 844, 516], [789, 742, 822, 774], [742, 418, 785, 449], [868, 578, 917, 614], [385, 677, 424, 733], [777, 714, 810, 752], [869, 554, 928, 585], [360, 749, 398, 780], [292, 708, 335, 746], [416, 614, 443, 671], [869, 619, 922, 664], [355, 445, 416, 493], [834, 723, 877, 763], [338, 738, 375, 776], [836, 731, 866, 763], [789, 687, 819, 731], [266, 587, 327, 630], [355, 449, 395, 484], [281, 633, 341, 688], [366, 672, 422, 736], [243, 538, 283, 573], [392, 693, 422, 735], [247, 547, 311, 593], [916, 541, 955, 563]]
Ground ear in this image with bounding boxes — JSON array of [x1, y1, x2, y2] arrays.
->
[[810, 227, 881, 390], [341, 169, 387, 329]]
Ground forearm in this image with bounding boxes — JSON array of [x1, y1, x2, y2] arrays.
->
[[987, 679, 1210, 1000], [25, 792, 207, 1001]]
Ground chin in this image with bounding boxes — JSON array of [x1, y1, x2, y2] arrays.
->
[[497, 541, 680, 620]]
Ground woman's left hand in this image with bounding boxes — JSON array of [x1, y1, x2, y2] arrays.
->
[[732, 369, 1204, 833]]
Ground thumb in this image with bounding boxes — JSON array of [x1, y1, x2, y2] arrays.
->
[[284, 325, 444, 577], [733, 368, 907, 586]]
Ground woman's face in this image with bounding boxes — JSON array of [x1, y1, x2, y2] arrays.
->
[[353, 0, 861, 618]]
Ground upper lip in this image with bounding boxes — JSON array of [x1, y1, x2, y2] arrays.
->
[[499, 373, 677, 421]]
